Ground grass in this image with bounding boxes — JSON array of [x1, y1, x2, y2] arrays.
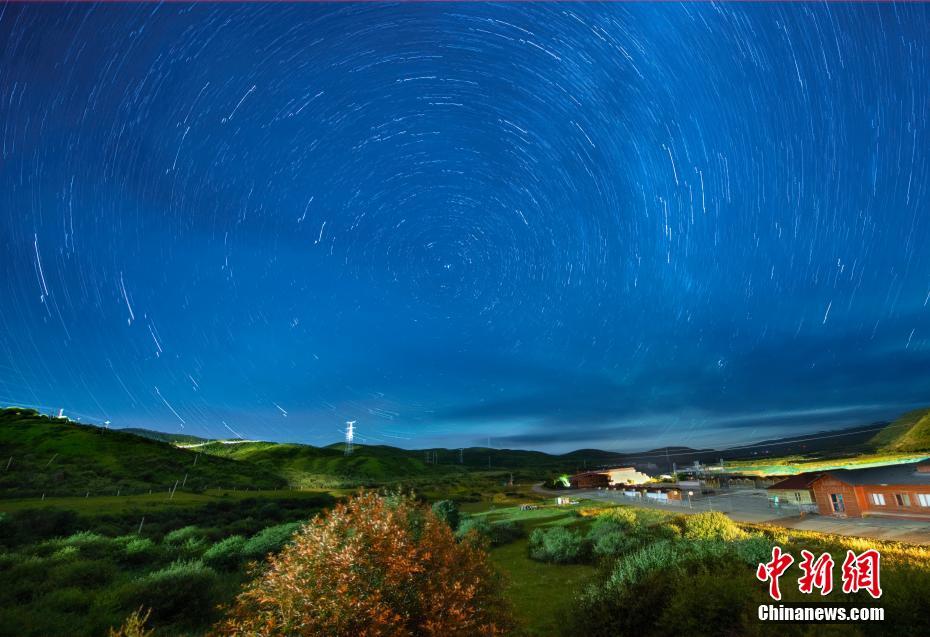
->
[[869, 407, 930, 452], [466, 500, 607, 635], [0, 408, 284, 497], [725, 451, 929, 475], [489, 538, 596, 636], [0, 488, 334, 515]]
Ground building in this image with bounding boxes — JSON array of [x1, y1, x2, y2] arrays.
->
[[569, 466, 650, 489], [767, 473, 820, 511], [810, 461, 930, 519], [621, 484, 683, 502], [569, 471, 610, 489], [603, 466, 651, 486]]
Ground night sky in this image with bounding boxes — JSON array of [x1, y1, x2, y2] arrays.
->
[[1, 3, 929, 453]]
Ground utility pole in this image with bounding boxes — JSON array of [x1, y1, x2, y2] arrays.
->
[[344, 421, 355, 456]]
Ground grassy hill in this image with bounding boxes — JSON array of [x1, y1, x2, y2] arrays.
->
[[194, 439, 633, 488], [118, 427, 210, 445], [0, 408, 285, 497], [869, 407, 930, 452], [196, 440, 466, 487]]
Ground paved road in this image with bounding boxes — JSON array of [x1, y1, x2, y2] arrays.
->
[[534, 485, 930, 545]]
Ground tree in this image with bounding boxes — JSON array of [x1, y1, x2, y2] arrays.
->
[[431, 499, 460, 531], [212, 492, 513, 636]]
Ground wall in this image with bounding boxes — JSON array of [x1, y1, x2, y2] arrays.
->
[[856, 484, 930, 518], [811, 476, 865, 517], [769, 488, 815, 505]]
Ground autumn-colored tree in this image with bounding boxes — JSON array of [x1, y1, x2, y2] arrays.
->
[[212, 491, 514, 637]]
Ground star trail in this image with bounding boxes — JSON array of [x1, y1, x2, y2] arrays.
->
[[1, 3, 929, 452]]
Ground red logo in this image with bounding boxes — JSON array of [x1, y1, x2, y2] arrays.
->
[[841, 549, 882, 599], [757, 546, 882, 600], [756, 546, 795, 601]]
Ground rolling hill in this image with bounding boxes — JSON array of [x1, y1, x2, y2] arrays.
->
[[869, 407, 930, 452], [0, 408, 285, 497], [118, 427, 210, 445]]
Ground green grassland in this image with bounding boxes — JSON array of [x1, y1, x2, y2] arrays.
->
[[868, 407, 930, 452], [725, 451, 930, 475], [0, 408, 285, 497], [725, 407, 930, 475]]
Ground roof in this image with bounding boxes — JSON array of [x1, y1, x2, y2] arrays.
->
[[814, 462, 930, 487], [569, 471, 609, 479], [768, 473, 821, 491]]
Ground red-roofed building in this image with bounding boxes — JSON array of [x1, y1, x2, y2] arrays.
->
[[809, 462, 930, 519], [767, 473, 820, 511]]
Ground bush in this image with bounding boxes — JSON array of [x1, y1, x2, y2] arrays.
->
[[431, 500, 460, 530], [456, 515, 491, 539], [240, 522, 302, 561], [202, 535, 247, 571], [528, 527, 587, 564], [455, 517, 523, 547], [162, 526, 202, 545], [119, 560, 220, 625], [678, 512, 747, 542], [120, 538, 160, 566], [214, 492, 514, 635], [49, 558, 118, 588], [0, 508, 79, 548], [44, 587, 93, 613], [108, 607, 153, 637], [53, 532, 119, 560], [489, 520, 524, 546]]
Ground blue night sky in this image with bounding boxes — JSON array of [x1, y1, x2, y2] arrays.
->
[[1, 3, 929, 453]]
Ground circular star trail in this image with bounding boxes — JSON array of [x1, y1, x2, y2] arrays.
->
[[1, 3, 928, 451]]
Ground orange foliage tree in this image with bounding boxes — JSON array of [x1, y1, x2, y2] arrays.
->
[[211, 491, 514, 636]]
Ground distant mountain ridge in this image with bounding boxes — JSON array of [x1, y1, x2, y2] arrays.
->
[[6, 404, 929, 496]]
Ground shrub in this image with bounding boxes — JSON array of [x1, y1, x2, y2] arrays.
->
[[0, 508, 79, 547], [489, 520, 524, 546], [455, 517, 522, 547], [431, 499, 460, 530], [596, 507, 639, 530], [119, 560, 220, 625], [733, 534, 773, 566], [202, 535, 247, 571], [456, 515, 492, 541], [214, 492, 514, 636], [120, 538, 160, 566], [56, 531, 119, 560], [528, 527, 587, 564], [240, 522, 302, 561], [108, 607, 154, 637], [49, 558, 118, 588], [162, 526, 202, 545], [44, 586, 93, 613], [678, 512, 747, 542]]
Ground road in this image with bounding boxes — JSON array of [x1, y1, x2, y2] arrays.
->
[[533, 484, 930, 545]]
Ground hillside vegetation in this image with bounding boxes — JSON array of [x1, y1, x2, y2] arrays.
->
[[0, 408, 285, 497], [869, 407, 930, 452]]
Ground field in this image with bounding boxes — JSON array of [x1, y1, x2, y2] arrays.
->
[[725, 451, 930, 476], [4, 406, 930, 635]]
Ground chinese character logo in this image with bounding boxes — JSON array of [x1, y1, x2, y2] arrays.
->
[[797, 550, 834, 595], [841, 549, 882, 599], [756, 546, 795, 601], [757, 546, 882, 600]]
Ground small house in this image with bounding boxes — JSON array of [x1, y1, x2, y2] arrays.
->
[[767, 473, 820, 511], [809, 461, 930, 519]]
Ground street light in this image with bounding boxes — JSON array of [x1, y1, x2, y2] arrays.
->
[[687, 491, 693, 509]]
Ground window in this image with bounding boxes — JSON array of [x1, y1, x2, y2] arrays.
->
[[895, 493, 910, 507], [870, 493, 886, 506], [918, 494, 930, 507], [831, 493, 845, 512]]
